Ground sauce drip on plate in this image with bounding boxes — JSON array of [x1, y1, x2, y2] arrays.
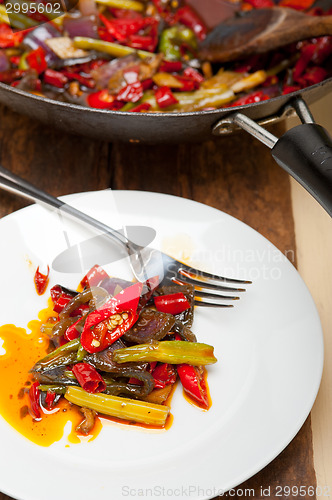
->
[[0, 303, 101, 447]]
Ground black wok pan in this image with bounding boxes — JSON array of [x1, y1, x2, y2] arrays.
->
[[0, 4, 332, 216]]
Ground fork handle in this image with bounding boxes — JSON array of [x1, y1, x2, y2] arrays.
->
[[0, 165, 131, 248]]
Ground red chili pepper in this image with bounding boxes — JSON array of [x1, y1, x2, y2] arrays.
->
[[26, 47, 47, 74], [128, 34, 158, 52], [34, 266, 50, 295], [29, 382, 41, 419], [244, 0, 274, 7], [98, 26, 115, 42], [177, 364, 209, 409], [302, 66, 328, 85], [64, 318, 82, 341], [80, 282, 143, 353], [282, 84, 302, 94], [230, 90, 269, 107], [152, 363, 177, 389], [87, 89, 118, 109], [128, 102, 151, 112], [0, 24, 24, 48], [293, 43, 316, 80], [141, 78, 154, 90], [61, 70, 95, 89], [52, 293, 73, 313], [44, 390, 56, 410], [279, 0, 315, 10], [44, 68, 68, 88], [311, 36, 332, 65], [110, 7, 142, 19], [174, 6, 207, 41], [159, 61, 183, 73], [155, 86, 178, 108], [0, 69, 25, 84], [117, 81, 143, 103], [10, 55, 20, 66], [174, 75, 199, 91], [72, 363, 106, 393], [99, 15, 155, 42], [80, 264, 109, 288], [183, 67, 205, 83], [154, 292, 191, 315]]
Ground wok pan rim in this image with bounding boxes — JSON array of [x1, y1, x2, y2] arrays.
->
[[0, 76, 331, 119]]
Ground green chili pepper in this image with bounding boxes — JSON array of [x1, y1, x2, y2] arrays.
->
[[159, 26, 197, 61], [0, 5, 38, 29], [38, 384, 68, 395], [113, 340, 217, 366], [31, 338, 80, 372], [76, 344, 87, 362]]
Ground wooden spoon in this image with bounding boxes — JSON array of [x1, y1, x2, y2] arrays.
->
[[198, 7, 332, 62]]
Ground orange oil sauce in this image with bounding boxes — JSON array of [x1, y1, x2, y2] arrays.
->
[[0, 301, 174, 446], [0, 302, 102, 447]]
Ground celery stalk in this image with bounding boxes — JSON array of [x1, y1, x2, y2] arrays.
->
[[65, 387, 170, 426], [95, 0, 144, 11], [113, 341, 217, 365], [73, 37, 151, 59]]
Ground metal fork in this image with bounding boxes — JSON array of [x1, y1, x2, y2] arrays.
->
[[0, 165, 251, 307]]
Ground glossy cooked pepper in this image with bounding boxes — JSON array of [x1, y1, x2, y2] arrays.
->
[[155, 85, 178, 108], [28, 381, 41, 419], [174, 6, 207, 41], [72, 362, 107, 393], [154, 292, 191, 315], [44, 69, 68, 88], [26, 47, 47, 74], [80, 264, 109, 288], [177, 364, 209, 409], [34, 266, 50, 295], [117, 80, 143, 102], [0, 23, 24, 48], [152, 363, 177, 389], [87, 89, 121, 109], [158, 26, 197, 61], [80, 282, 142, 353]]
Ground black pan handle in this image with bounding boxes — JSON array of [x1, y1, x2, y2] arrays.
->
[[272, 122, 332, 216], [214, 96, 332, 217]]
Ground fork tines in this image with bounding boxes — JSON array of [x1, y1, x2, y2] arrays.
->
[[175, 267, 251, 308]]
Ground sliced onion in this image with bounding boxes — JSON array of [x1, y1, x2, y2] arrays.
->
[[63, 15, 99, 39], [79, 0, 98, 17], [23, 24, 60, 64], [0, 50, 10, 72], [92, 54, 139, 89]]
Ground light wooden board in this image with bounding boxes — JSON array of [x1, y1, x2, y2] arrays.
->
[[289, 95, 332, 498]]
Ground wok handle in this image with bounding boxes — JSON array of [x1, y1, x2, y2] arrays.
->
[[272, 123, 332, 217], [219, 97, 332, 217]]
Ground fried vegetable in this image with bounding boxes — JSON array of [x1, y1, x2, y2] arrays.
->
[[113, 341, 217, 366], [65, 386, 170, 426], [123, 308, 175, 343], [73, 37, 152, 59]]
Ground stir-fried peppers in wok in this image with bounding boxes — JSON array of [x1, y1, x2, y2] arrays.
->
[[30, 265, 217, 434], [0, 0, 331, 112]]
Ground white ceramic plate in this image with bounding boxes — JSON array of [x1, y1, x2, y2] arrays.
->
[[0, 190, 323, 500]]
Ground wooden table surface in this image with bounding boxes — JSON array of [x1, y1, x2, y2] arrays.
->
[[0, 95, 331, 500]]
